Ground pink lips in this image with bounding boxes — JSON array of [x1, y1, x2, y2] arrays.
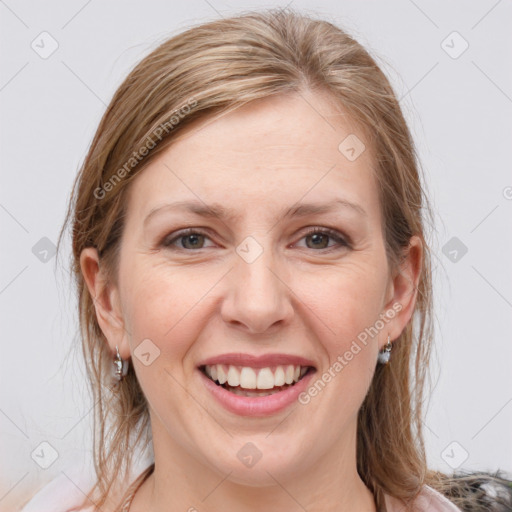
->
[[197, 352, 317, 369], [197, 352, 317, 416]]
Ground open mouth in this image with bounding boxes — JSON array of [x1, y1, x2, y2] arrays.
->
[[199, 364, 316, 397]]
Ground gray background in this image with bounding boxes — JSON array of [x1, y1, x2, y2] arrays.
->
[[1, 0, 511, 509]]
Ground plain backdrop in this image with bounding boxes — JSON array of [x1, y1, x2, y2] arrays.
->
[[1, 0, 511, 509]]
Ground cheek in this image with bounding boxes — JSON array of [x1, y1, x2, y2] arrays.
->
[[303, 260, 388, 398], [120, 263, 216, 415], [121, 260, 217, 359], [307, 261, 388, 337], [122, 255, 233, 380]]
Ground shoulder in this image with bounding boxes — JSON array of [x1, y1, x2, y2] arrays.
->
[[18, 459, 154, 512], [384, 477, 512, 512], [19, 470, 96, 512], [384, 485, 462, 512], [415, 485, 463, 511]]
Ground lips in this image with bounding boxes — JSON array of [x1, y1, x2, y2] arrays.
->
[[197, 352, 317, 369], [196, 352, 317, 416]]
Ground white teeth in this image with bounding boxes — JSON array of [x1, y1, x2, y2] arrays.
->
[[217, 365, 227, 384], [284, 365, 294, 385], [274, 366, 285, 386], [239, 367, 257, 389], [256, 368, 274, 389], [203, 363, 310, 390], [227, 366, 240, 387]]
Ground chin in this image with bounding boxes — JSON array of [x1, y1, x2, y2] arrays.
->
[[204, 446, 307, 487]]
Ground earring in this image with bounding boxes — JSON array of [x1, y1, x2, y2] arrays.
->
[[113, 345, 129, 381], [377, 334, 392, 364]]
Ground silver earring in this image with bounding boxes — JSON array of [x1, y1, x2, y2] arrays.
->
[[113, 345, 129, 381], [377, 334, 392, 364]]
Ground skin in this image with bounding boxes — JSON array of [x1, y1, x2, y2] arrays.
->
[[81, 88, 421, 512]]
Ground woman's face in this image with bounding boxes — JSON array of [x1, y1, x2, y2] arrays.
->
[[82, 89, 419, 491]]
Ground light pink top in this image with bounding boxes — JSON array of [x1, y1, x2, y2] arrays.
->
[[20, 466, 462, 512], [384, 485, 462, 511]]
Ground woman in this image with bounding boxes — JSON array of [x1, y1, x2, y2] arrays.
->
[[20, 8, 511, 512]]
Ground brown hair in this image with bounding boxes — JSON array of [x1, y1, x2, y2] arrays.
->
[[52, 7, 510, 512]]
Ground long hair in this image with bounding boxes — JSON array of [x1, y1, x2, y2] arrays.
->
[[53, 8, 511, 511]]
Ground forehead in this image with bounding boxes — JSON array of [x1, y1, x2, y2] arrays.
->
[[125, 89, 380, 226]]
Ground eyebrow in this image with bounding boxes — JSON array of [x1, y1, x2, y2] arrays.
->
[[143, 198, 367, 227]]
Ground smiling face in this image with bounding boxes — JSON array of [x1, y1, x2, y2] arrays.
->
[[81, 88, 420, 505]]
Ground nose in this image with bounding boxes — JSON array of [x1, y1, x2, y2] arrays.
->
[[220, 242, 294, 334]]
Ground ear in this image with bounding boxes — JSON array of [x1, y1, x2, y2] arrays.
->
[[381, 235, 423, 347], [79, 247, 131, 360]]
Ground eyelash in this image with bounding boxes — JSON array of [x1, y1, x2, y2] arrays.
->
[[161, 226, 350, 252]]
